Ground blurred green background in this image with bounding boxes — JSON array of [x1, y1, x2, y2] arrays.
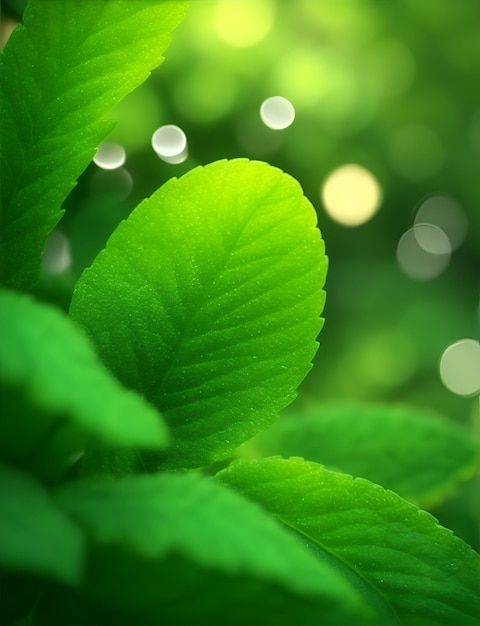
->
[[2, 0, 479, 537]]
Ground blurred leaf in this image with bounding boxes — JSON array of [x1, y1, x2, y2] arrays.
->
[[70, 159, 327, 470], [0, 288, 168, 479], [218, 457, 480, 626], [430, 475, 480, 553], [55, 471, 367, 625], [240, 404, 480, 507], [0, 465, 84, 585], [0, 0, 187, 289]]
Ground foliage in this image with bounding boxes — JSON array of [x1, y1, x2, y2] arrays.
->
[[239, 404, 479, 508], [69, 158, 326, 469], [0, 1, 478, 625]]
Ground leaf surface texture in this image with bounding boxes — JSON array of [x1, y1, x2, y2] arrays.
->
[[70, 159, 327, 468], [218, 456, 480, 626], [0, 0, 187, 288]]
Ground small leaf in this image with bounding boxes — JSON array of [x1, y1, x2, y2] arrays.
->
[[240, 404, 480, 507], [218, 457, 480, 626], [70, 159, 327, 469], [0, 0, 187, 289], [0, 465, 84, 585], [0, 288, 168, 479], [55, 472, 367, 625]]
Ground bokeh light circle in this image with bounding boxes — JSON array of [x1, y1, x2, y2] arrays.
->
[[151, 125, 187, 158], [413, 223, 451, 255], [93, 142, 126, 170], [439, 339, 480, 397], [321, 164, 382, 226], [213, 0, 276, 48], [396, 228, 450, 281], [260, 96, 295, 130]]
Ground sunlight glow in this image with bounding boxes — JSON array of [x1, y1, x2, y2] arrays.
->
[[260, 96, 295, 130], [213, 0, 276, 48], [93, 142, 126, 170], [440, 339, 480, 397], [152, 125, 188, 163], [321, 164, 382, 226]]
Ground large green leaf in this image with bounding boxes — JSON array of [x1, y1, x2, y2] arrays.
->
[[218, 457, 480, 626], [54, 471, 367, 625], [0, 288, 168, 479], [0, 0, 187, 289], [239, 404, 480, 507], [70, 159, 327, 469], [0, 465, 84, 585]]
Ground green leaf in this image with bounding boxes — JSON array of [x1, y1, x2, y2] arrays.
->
[[218, 457, 480, 626], [70, 159, 327, 469], [240, 404, 480, 507], [0, 0, 187, 289], [0, 465, 84, 585], [55, 471, 367, 625], [0, 288, 168, 479]]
